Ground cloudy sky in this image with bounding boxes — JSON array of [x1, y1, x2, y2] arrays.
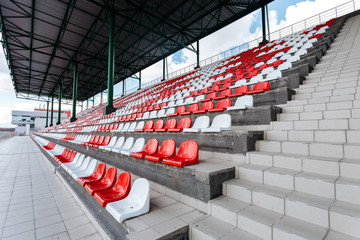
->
[[0, 0, 355, 127]]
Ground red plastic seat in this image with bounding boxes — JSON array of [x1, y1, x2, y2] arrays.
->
[[57, 150, 77, 164], [131, 139, 159, 159], [145, 139, 176, 163], [85, 167, 117, 196], [94, 172, 131, 207], [310, 33, 322, 39], [218, 82, 231, 91], [200, 92, 217, 102], [186, 90, 199, 98], [155, 119, 177, 132], [193, 101, 214, 114], [247, 82, 270, 94], [136, 120, 154, 132], [271, 60, 284, 67], [257, 64, 269, 71], [145, 119, 164, 132], [162, 140, 199, 167], [85, 135, 99, 146], [93, 136, 111, 148], [208, 84, 220, 93], [77, 163, 106, 186], [208, 99, 232, 112], [89, 135, 104, 147], [43, 142, 56, 150], [160, 102, 168, 108], [179, 104, 199, 115], [153, 104, 161, 110], [167, 117, 191, 132], [229, 85, 249, 97], [168, 106, 186, 117], [213, 89, 232, 100]]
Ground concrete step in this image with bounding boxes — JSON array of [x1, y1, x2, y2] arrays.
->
[[237, 205, 283, 240], [247, 151, 340, 177], [330, 201, 360, 238], [237, 164, 339, 199], [335, 177, 360, 205], [256, 139, 360, 159], [278, 108, 359, 121], [190, 215, 261, 240]]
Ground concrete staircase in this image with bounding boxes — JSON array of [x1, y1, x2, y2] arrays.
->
[[190, 15, 360, 240]]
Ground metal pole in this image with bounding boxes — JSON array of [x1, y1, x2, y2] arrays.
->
[[86, 99, 89, 109], [266, 5, 270, 42], [122, 80, 125, 96], [138, 71, 141, 90], [100, 92, 103, 104], [50, 95, 54, 127], [162, 58, 166, 81], [107, 11, 115, 108], [57, 83, 62, 125], [71, 62, 78, 122], [45, 101, 49, 127], [196, 40, 200, 68], [261, 6, 267, 43]]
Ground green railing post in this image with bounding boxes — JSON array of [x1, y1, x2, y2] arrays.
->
[[71, 62, 78, 122], [105, 11, 115, 114], [57, 83, 62, 125], [45, 101, 49, 127], [50, 95, 54, 127]]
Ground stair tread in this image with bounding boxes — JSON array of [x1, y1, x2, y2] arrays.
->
[[211, 196, 249, 213], [249, 151, 341, 162], [238, 205, 283, 226], [325, 230, 360, 240], [287, 191, 334, 209], [273, 216, 328, 239]]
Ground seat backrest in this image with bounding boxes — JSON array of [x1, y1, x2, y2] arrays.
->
[[149, 111, 158, 118], [158, 139, 176, 156], [200, 101, 214, 111], [206, 92, 217, 99], [97, 136, 105, 144], [78, 156, 92, 171], [192, 116, 210, 128], [235, 85, 249, 95], [154, 120, 164, 129], [122, 137, 135, 150], [102, 136, 111, 145], [143, 120, 154, 130], [211, 114, 231, 128], [253, 81, 270, 91], [114, 136, 125, 148], [220, 89, 231, 97], [131, 138, 145, 152], [235, 95, 253, 108], [128, 122, 137, 130], [135, 121, 145, 130], [91, 135, 98, 143], [143, 139, 159, 154], [164, 119, 177, 130], [177, 117, 191, 129], [108, 136, 118, 147], [117, 123, 124, 130], [142, 112, 150, 118], [215, 99, 231, 109], [157, 109, 166, 117], [122, 122, 130, 130], [195, 95, 205, 102], [129, 178, 150, 207], [113, 172, 131, 196], [93, 162, 106, 179], [175, 106, 186, 114], [101, 166, 117, 185], [188, 103, 199, 112], [177, 140, 199, 161], [165, 107, 175, 115]]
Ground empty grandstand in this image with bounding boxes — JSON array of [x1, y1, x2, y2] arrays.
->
[[1, 0, 360, 239]]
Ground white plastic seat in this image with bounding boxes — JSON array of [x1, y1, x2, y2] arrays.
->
[[164, 101, 175, 109], [287, 54, 300, 63], [266, 58, 277, 65], [120, 122, 130, 132], [263, 70, 282, 81], [134, 121, 145, 132], [277, 62, 292, 71], [149, 110, 158, 119], [157, 109, 166, 118], [127, 122, 137, 132], [121, 138, 145, 156], [72, 159, 98, 180], [183, 116, 210, 133], [113, 123, 124, 132], [230, 79, 246, 89], [185, 97, 194, 105], [274, 51, 285, 58], [254, 62, 264, 68], [201, 114, 232, 132], [62, 154, 84, 172], [244, 76, 260, 86], [100, 136, 117, 149], [113, 137, 134, 153], [175, 99, 185, 106], [141, 111, 150, 120], [261, 67, 274, 75], [165, 107, 175, 116], [106, 178, 150, 223], [107, 136, 125, 152], [227, 95, 253, 111], [67, 156, 92, 175], [280, 54, 292, 61]]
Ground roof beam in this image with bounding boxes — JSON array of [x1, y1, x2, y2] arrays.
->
[[38, 0, 77, 96], [27, 0, 35, 94]]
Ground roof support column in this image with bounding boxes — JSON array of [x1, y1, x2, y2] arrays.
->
[[260, 5, 268, 45], [50, 95, 54, 127], [195, 40, 200, 69], [57, 83, 62, 125], [162, 58, 166, 81], [70, 62, 78, 122], [104, 10, 116, 115], [122, 80, 125, 96], [100, 92, 103, 104], [92, 96, 95, 107], [45, 101, 49, 128], [138, 71, 141, 90]]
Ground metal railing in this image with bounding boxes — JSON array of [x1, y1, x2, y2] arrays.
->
[[119, 0, 359, 97]]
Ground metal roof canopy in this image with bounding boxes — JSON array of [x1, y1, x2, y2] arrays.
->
[[0, 0, 273, 101]]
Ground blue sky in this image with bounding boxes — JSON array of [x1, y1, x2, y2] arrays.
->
[[0, 0, 355, 127]]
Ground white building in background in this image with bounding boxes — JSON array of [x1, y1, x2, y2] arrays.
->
[[11, 108, 70, 135]]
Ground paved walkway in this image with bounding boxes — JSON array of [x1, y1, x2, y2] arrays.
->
[[0, 136, 104, 240]]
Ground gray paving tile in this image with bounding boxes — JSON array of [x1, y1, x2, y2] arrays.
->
[[35, 214, 63, 229], [64, 214, 89, 230], [4, 212, 34, 227], [2, 220, 34, 238], [2, 230, 35, 240], [39, 231, 70, 240], [36, 222, 67, 239], [67, 223, 98, 240]]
